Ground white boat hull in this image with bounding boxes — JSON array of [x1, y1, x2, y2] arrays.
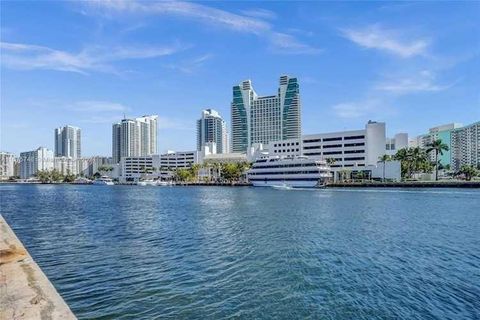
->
[[137, 181, 157, 186], [251, 180, 319, 188], [93, 181, 114, 185]]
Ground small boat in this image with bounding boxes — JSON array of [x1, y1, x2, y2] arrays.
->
[[16, 178, 41, 184], [71, 177, 92, 184], [137, 179, 157, 186], [93, 176, 114, 185], [156, 180, 174, 186]]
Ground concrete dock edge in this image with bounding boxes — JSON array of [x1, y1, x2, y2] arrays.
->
[[0, 215, 76, 320]]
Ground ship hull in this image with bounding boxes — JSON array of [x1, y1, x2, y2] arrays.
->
[[250, 179, 320, 188]]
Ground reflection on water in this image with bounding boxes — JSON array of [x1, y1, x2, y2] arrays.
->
[[1, 185, 479, 319]]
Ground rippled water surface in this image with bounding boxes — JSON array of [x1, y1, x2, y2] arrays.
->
[[1, 185, 479, 319]]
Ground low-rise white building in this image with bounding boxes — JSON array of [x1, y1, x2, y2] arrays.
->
[[116, 151, 203, 183], [264, 121, 404, 182], [76, 156, 113, 177], [160, 150, 202, 170], [19, 147, 54, 178], [268, 121, 387, 168], [119, 155, 161, 183]]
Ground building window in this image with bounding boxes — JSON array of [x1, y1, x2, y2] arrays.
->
[[323, 137, 342, 142], [344, 142, 365, 147], [344, 135, 365, 140], [323, 144, 342, 149]]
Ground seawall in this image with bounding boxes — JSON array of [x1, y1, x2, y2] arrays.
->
[[326, 181, 480, 188], [0, 215, 76, 319]]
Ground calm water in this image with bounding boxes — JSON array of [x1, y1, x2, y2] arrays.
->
[[1, 185, 479, 319]]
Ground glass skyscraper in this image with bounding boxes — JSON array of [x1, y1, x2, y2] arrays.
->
[[196, 109, 228, 154], [54, 125, 81, 159], [231, 75, 301, 153]]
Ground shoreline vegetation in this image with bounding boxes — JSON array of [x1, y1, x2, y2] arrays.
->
[[4, 139, 479, 187], [2, 180, 480, 188]]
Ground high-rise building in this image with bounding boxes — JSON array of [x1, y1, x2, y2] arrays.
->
[[112, 115, 158, 164], [19, 147, 54, 178], [410, 123, 463, 166], [451, 121, 480, 171], [196, 109, 228, 154], [0, 152, 16, 179], [54, 125, 81, 158], [231, 75, 301, 153]]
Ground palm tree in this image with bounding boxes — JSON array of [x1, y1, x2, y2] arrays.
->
[[189, 164, 201, 182], [394, 148, 409, 179], [426, 139, 449, 181], [378, 154, 391, 182]]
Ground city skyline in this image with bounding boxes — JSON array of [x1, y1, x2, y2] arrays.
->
[[1, 1, 479, 156]]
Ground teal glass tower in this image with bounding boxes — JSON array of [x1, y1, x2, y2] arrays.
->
[[231, 75, 301, 153]]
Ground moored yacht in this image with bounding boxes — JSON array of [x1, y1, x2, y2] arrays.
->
[[247, 156, 332, 188], [93, 176, 114, 185], [137, 179, 157, 186]]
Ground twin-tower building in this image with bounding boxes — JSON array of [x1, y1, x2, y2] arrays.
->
[[231, 75, 301, 153], [110, 75, 301, 163], [196, 75, 301, 155]]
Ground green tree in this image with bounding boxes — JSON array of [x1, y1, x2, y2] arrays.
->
[[36, 170, 51, 183], [50, 169, 64, 182], [458, 165, 478, 181], [394, 148, 410, 178], [426, 139, 449, 181], [63, 173, 76, 183], [394, 147, 431, 180], [189, 164, 201, 182], [175, 168, 192, 182]]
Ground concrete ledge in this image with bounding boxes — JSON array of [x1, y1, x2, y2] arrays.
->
[[0, 215, 76, 319], [326, 181, 480, 188]]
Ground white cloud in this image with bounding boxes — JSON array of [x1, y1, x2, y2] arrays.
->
[[240, 8, 277, 20], [84, 0, 319, 55], [331, 99, 388, 119], [0, 41, 185, 74], [164, 53, 213, 74], [375, 70, 454, 94], [72, 101, 130, 112], [70, 101, 131, 123], [268, 32, 322, 54], [80, 115, 127, 124], [341, 25, 428, 58]]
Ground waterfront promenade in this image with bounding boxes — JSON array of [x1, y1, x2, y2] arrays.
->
[[0, 215, 76, 319]]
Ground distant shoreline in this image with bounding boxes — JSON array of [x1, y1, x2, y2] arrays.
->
[[1, 181, 480, 188]]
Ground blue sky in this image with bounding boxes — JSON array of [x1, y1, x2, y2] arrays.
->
[[1, 1, 479, 156]]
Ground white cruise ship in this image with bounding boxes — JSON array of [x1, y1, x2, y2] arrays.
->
[[247, 156, 332, 188]]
